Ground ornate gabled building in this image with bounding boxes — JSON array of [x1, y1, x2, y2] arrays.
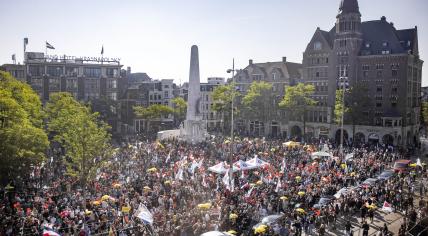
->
[[300, 0, 423, 146], [233, 57, 302, 137]]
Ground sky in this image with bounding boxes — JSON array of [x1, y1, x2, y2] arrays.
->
[[1, 0, 427, 85]]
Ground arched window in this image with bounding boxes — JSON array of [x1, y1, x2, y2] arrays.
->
[[314, 41, 322, 50]]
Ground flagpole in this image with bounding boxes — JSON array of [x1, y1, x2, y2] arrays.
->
[[45, 41, 47, 56]]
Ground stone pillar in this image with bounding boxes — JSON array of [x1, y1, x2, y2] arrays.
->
[[186, 45, 201, 121]]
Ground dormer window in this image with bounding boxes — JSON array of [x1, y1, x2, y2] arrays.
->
[[365, 43, 371, 48], [382, 42, 388, 47], [314, 41, 322, 50]]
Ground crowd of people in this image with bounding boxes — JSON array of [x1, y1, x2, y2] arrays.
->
[[1, 136, 427, 236]]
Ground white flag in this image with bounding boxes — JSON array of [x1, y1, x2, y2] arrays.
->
[[135, 204, 154, 225], [417, 158, 423, 167], [275, 178, 281, 193], [222, 170, 232, 191], [176, 168, 184, 181], [382, 201, 394, 213], [245, 186, 254, 197]]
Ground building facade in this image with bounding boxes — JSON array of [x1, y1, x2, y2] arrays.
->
[[299, 0, 423, 146], [0, 64, 26, 82], [233, 57, 302, 137]]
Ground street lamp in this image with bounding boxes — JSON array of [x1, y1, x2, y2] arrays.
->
[[338, 65, 349, 156], [227, 58, 239, 190]]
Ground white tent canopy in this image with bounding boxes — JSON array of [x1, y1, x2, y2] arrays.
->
[[208, 162, 229, 174], [200, 231, 231, 236], [233, 160, 255, 172], [245, 157, 270, 168], [311, 151, 332, 158]]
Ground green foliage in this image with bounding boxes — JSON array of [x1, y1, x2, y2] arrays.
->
[[171, 97, 187, 122], [45, 92, 112, 186], [212, 83, 241, 132], [0, 71, 49, 181], [279, 83, 316, 138], [134, 104, 174, 119], [422, 102, 428, 126], [279, 83, 317, 119], [334, 85, 371, 125], [242, 81, 275, 122]]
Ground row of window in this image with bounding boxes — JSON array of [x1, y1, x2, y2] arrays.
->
[[27, 65, 119, 77]]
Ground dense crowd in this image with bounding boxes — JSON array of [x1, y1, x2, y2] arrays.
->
[[1, 137, 427, 236]]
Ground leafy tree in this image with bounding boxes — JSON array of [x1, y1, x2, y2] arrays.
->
[[0, 71, 49, 183], [334, 85, 371, 140], [242, 81, 275, 135], [421, 102, 428, 130], [212, 83, 240, 133], [45, 92, 112, 186], [171, 97, 187, 125], [134, 104, 174, 134], [279, 83, 317, 139]]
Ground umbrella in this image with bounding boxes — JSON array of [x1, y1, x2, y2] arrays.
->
[[246, 157, 270, 169], [254, 224, 268, 234], [256, 180, 263, 185], [409, 163, 417, 167], [283, 141, 300, 148], [229, 213, 238, 220], [197, 203, 212, 210], [295, 208, 306, 214], [280, 196, 288, 200], [113, 183, 121, 188], [148, 167, 157, 172], [227, 230, 238, 235], [101, 195, 110, 201], [92, 200, 101, 206], [297, 191, 305, 196], [295, 176, 302, 182], [164, 180, 171, 185], [200, 232, 229, 236]]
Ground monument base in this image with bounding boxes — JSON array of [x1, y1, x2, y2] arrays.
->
[[180, 120, 208, 143]]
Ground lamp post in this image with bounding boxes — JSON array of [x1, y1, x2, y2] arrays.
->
[[227, 58, 238, 189]]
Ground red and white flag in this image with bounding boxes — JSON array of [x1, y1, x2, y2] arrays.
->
[[382, 201, 393, 213]]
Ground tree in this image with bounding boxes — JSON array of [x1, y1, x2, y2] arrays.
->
[[45, 92, 112, 187], [0, 71, 49, 183], [212, 83, 240, 134], [171, 97, 187, 125], [334, 85, 371, 141], [134, 104, 174, 134], [242, 81, 275, 135], [421, 102, 428, 133], [279, 83, 317, 140]]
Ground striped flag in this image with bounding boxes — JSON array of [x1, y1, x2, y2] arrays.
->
[[135, 204, 153, 225], [46, 42, 55, 49]]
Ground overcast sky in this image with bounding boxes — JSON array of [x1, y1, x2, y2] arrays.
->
[[1, 0, 427, 85]]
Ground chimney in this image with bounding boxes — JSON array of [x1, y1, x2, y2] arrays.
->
[[282, 57, 287, 63], [127, 66, 131, 74], [390, 22, 394, 27], [249, 59, 253, 65], [381, 16, 386, 21]]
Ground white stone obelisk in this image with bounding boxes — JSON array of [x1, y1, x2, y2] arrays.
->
[[180, 45, 208, 142], [186, 45, 201, 121]]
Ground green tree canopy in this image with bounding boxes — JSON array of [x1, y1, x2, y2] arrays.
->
[[279, 83, 317, 138], [171, 97, 187, 124], [334, 85, 371, 140], [212, 83, 241, 133], [45, 92, 112, 186], [0, 71, 49, 183], [134, 104, 174, 120], [242, 81, 275, 126]]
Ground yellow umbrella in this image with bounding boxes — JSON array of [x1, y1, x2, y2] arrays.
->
[[350, 172, 356, 176], [280, 196, 288, 200], [143, 186, 152, 192], [296, 208, 306, 214], [85, 209, 92, 215], [298, 191, 305, 196], [256, 180, 263, 185], [101, 195, 110, 201], [92, 200, 101, 206], [224, 140, 231, 144], [113, 183, 121, 188], [197, 203, 212, 210], [227, 230, 238, 235], [409, 163, 417, 167], [164, 180, 171, 185], [148, 167, 157, 172], [229, 213, 238, 220], [341, 163, 347, 169], [254, 224, 268, 234], [295, 176, 302, 181]]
